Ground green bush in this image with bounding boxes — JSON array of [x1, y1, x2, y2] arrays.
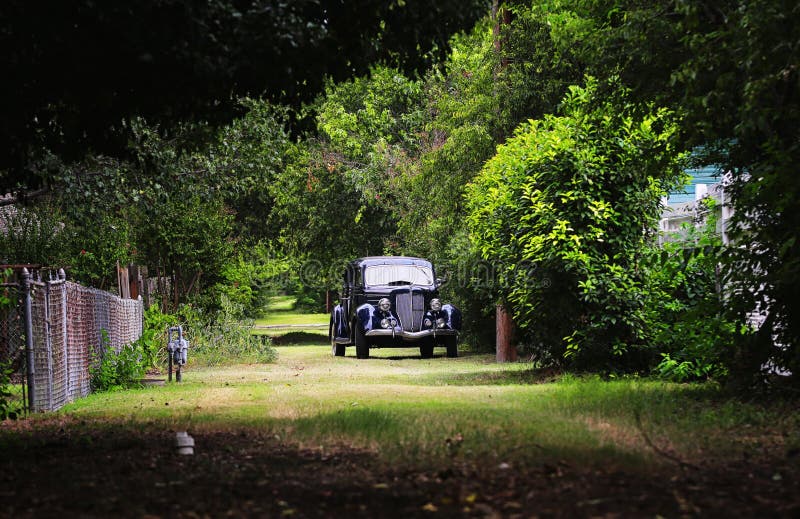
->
[[467, 78, 686, 371], [90, 333, 147, 392], [0, 363, 21, 420], [180, 297, 277, 366], [645, 199, 740, 382]]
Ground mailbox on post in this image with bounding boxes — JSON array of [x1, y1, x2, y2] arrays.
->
[[167, 326, 189, 382]]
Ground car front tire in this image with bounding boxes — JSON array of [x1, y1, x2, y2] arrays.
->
[[445, 336, 458, 358], [330, 317, 346, 356], [420, 340, 434, 359], [355, 324, 370, 359]]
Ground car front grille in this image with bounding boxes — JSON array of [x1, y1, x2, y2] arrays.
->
[[395, 289, 425, 332]]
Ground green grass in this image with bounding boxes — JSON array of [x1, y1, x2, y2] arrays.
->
[[252, 295, 329, 333], [252, 294, 328, 338], [263, 294, 297, 311], [51, 343, 800, 471], [254, 313, 329, 326]]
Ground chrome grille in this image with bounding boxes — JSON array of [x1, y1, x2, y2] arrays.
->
[[395, 290, 425, 332]]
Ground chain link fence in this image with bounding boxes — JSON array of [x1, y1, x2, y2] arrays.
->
[[1, 268, 143, 413], [0, 280, 24, 411]]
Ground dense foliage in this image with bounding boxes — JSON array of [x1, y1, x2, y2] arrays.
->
[[467, 79, 686, 369], [532, 0, 800, 383], [0, 0, 488, 189], [177, 298, 278, 366], [268, 67, 426, 277], [90, 339, 147, 392], [645, 200, 735, 382], [2, 1, 798, 386]]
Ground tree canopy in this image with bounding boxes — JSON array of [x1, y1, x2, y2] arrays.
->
[[0, 0, 488, 190]]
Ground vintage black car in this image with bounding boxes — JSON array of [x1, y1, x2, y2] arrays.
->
[[330, 256, 461, 359]]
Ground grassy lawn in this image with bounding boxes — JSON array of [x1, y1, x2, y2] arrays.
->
[[252, 295, 329, 337], [5, 339, 799, 517], [254, 313, 329, 327], [53, 343, 799, 471]]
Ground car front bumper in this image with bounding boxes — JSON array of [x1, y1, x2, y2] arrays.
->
[[364, 328, 458, 341]]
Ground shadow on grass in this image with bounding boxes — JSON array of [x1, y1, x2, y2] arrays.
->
[[271, 332, 329, 346], [413, 367, 565, 386], [355, 350, 486, 361], [381, 354, 439, 360]]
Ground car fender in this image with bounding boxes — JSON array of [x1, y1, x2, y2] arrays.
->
[[356, 303, 379, 333], [423, 304, 462, 331], [442, 304, 462, 331], [331, 304, 350, 341]]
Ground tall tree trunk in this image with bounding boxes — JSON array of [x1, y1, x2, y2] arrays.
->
[[496, 304, 517, 362], [492, 0, 512, 70]]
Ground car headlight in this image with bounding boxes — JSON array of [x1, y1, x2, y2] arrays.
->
[[430, 298, 442, 312], [378, 298, 391, 312]]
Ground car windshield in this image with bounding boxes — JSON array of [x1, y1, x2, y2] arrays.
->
[[364, 264, 434, 287]]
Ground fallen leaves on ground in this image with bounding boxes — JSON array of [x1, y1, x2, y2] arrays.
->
[[0, 419, 798, 518]]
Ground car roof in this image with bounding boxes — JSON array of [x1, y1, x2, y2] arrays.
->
[[351, 256, 432, 268]]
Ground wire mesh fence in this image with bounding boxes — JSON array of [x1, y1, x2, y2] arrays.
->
[[1, 268, 143, 413], [1, 279, 25, 417], [1, 282, 23, 372]]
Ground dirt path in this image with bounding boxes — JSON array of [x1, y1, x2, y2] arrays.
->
[[1, 422, 797, 518]]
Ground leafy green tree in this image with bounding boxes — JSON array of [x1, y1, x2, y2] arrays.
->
[[268, 141, 390, 285], [391, 9, 585, 347], [396, 21, 498, 260], [66, 213, 136, 290], [400, 8, 582, 259], [136, 195, 235, 311], [268, 66, 425, 286], [467, 78, 686, 369], [534, 0, 800, 384], [207, 100, 292, 243]]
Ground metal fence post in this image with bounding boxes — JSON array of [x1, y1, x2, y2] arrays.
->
[[21, 268, 35, 411], [44, 276, 54, 410], [60, 269, 70, 400]]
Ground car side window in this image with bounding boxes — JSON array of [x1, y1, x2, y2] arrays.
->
[[341, 267, 352, 298]]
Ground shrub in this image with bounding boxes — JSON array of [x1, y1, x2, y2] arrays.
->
[[90, 333, 147, 392], [0, 362, 21, 420], [645, 198, 739, 382], [180, 297, 277, 366], [466, 78, 686, 370]]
